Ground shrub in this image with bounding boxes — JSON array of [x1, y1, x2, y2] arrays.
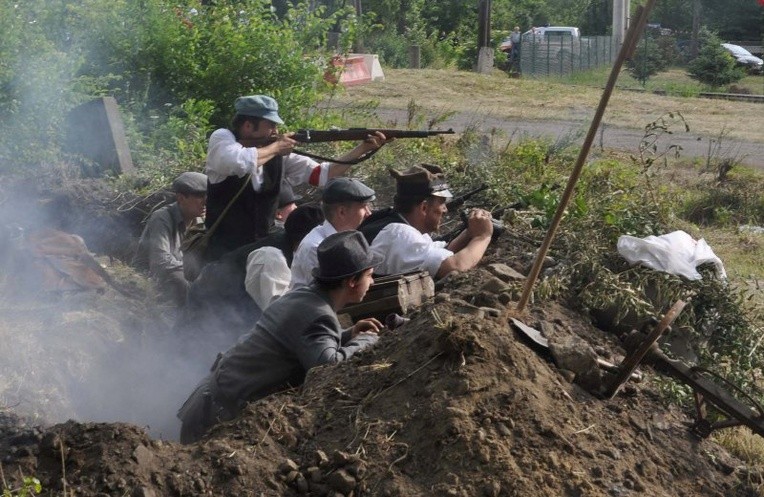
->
[[627, 35, 668, 84], [687, 28, 745, 89]]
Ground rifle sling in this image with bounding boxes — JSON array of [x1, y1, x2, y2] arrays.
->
[[292, 146, 380, 165]]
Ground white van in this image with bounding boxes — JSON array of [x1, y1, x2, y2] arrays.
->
[[524, 26, 581, 42]]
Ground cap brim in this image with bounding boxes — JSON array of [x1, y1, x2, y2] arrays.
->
[[263, 113, 284, 125], [311, 251, 384, 281], [431, 188, 453, 198]]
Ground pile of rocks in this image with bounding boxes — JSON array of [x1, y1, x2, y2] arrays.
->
[[277, 450, 367, 497]]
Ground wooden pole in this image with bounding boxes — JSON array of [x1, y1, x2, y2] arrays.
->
[[514, 0, 658, 313]]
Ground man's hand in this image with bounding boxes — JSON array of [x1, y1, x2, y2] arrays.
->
[[466, 208, 494, 239], [358, 131, 392, 153], [269, 133, 298, 156], [351, 317, 383, 338]]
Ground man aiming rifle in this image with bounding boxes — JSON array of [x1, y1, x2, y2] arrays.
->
[[204, 94, 453, 262]]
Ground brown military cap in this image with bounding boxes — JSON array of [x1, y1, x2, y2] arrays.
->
[[389, 164, 453, 198]]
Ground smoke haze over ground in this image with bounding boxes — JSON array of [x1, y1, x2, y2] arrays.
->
[[0, 178, 231, 442]]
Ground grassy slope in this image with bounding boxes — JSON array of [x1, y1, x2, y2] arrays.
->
[[331, 68, 764, 143]]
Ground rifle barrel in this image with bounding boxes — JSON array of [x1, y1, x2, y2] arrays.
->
[[293, 128, 454, 143]]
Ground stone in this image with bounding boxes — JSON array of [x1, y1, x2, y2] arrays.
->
[[314, 450, 330, 468], [295, 474, 310, 494], [480, 277, 509, 294], [326, 469, 357, 494], [279, 459, 300, 474], [132, 444, 154, 467], [487, 263, 526, 282]]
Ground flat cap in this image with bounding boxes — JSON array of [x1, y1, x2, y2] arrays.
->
[[278, 182, 302, 208], [322, 178, 376, 204], [172, 171, 208, 195], [234, 95, 284, 124], [390, 163, 452, 198]]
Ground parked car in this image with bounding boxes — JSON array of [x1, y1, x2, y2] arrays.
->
[[721, 43, 763, 74], [523, 26, 581, 43]]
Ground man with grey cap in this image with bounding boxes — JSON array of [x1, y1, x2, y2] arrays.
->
[[204, 94, 388, 261], [360, 164, 493, 279], [178, 230, 383, 444], [289, 177, 376, 289], [133, 171, 208, 306]]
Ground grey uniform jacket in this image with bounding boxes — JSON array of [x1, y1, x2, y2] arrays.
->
[[178, 285, 378, 443]]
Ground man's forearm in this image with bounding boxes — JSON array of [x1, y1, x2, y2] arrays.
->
[[437, 235, 491, 278]]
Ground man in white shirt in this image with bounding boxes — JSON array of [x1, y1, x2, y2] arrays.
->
[[244, 204, 322, 310], [360, 164, 493, 279], [204, 94, 387, 260], [290, 178, 376, 289]]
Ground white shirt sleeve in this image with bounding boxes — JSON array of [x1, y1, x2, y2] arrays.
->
[[206, 128, 331, 191], [283, 154, 331, 187], [244, 247, 291, 309], [205, 128, 260, 185], [371, 223, 453, 277]]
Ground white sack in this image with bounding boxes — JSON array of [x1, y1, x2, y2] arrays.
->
[[617, 230, 726, 281]]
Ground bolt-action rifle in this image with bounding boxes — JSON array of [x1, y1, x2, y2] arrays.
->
[[244, 128, 455, 165], [437, 183, 505, 244]]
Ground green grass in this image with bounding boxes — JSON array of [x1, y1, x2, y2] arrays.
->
[[563, 66, 763, 95]]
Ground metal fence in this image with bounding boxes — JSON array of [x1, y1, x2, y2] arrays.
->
[[513, 34, 616, 77]]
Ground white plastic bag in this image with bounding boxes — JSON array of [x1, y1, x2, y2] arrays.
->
[[617, 230, 726, 281]]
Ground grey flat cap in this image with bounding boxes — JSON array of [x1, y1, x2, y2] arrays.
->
[[172, 172, 208, 194], [234, 95, 284, 124], [322, 178, 376, 204]]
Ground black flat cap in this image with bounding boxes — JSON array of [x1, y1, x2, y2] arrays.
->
[[312, 230, 384, 281], [322, 178, 376, 204], [390, 164, 452, 198], [172, 172, 208, 195]]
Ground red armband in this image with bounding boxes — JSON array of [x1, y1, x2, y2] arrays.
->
[[308, 165, 322, 186]]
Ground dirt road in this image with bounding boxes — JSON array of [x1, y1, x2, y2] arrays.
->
[[373, 108, 764, 171]]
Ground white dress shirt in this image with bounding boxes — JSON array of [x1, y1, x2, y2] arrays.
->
[[244, 246, 291, 310], [289, 221, 338, 289], [205, 128, 331, 189], [371, 223, 453, 277]]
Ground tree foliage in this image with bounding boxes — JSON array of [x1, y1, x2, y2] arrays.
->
[[687, 29, 745, 89], [0, 0, 349, 173]]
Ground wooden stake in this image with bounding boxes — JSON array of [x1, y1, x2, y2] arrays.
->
[[515, 0, 658, 313]]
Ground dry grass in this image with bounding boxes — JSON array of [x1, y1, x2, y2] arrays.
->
[[330, 68, 764, 143]]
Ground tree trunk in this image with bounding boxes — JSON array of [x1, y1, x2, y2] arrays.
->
[[690, 0, 701, 58]]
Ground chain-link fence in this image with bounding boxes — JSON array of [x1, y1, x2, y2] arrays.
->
[[510, 34, 617, 77]]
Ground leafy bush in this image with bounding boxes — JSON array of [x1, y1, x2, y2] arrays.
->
[[687, 28, 745, 89], [627, 36, 668, 84]]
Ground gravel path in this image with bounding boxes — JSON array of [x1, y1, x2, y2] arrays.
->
[[373, 108, 764, 171]]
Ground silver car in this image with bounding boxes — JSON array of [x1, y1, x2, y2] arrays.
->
[[722, 43, 763, 74]]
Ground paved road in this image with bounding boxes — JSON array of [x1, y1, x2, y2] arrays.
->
[[373, 108, 764, 171]]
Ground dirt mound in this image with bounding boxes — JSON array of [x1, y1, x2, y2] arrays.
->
[[1, 262, 756, 496]]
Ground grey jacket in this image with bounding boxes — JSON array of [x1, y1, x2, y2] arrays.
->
[[216, 285, 378, 404], [178, 285, 377, 443]]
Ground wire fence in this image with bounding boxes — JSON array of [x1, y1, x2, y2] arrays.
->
[[509, 34, 617, 77]]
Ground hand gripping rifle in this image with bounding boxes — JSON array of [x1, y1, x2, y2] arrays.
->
[[437, 183, 505, 244], [249, 128, 455, 165]]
